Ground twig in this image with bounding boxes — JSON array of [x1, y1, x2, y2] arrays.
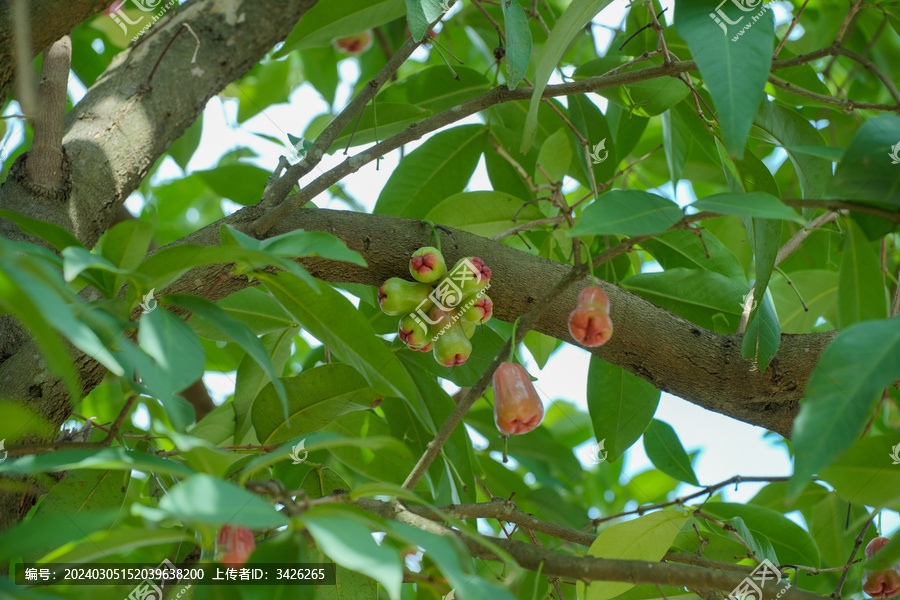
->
[[775, 210, 839, 267], [832, 513, 875, 599], [773, 0, 810, 59], [835, 0, 864, 44], [491, 216, 566, 241], [891, 268, 900, 318]]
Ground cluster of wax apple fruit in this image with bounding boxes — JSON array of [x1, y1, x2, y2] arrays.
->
[[378, 246, 493, 367], [864, 537, 900, 598]]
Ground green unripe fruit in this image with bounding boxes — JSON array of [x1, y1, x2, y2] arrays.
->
[[460, 293, 492, 324], [449, 256, 491, 295], [409, 246, 447, 284], [432, 318, 472, 367], [378, 278, 433, 316], [399, 314, 431, 350], [461, 319, 476, 339]]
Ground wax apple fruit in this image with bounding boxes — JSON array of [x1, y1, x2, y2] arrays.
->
[[378, 277, 433, 316], [410, 246, 447, 284], [217, 525, 256, 566], [461, 294, 492, 324], [399, 314, 431, 350], [333, 30, 373, 55], [568, 305, 613, 347], [577, 286, 610, 313], [492, 363, 544, 435], [568, 285, 613, 347], [432, 319, 472, 366], [449, 256, 491, 294], [863, 537, 900, 598]]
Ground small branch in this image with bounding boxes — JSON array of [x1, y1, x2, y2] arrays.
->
[[835, 0, 864, 44], [783, 199, 900, 223], [775, 210, 840, 267], [24, 34, 71, 194], [891, 268, 900, 318], [491, 216, 566, 241], [832, 513, 875, 599], [767, 74, 900, 113], [10, 0, 37, 117], [773, 0, 810, 59]]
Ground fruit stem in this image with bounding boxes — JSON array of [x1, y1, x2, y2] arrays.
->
[[420, 219, 441, 253], [508, 316, 521, 362], [502, 434, 509, 463], [582, 240, 597, 285]]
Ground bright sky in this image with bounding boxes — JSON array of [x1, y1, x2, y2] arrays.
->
[[2, 0, 895, 536]]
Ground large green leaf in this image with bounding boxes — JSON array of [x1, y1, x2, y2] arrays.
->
[[319, 103, 431, 153], [770, 270, 838, 333], [233, 328, 297, 444], [521, 0, 614, 152], [580, 511, 690, 600], [32, 470, 130, 520], [378, 66, 491, 114], [502, 0, 532, 89], [701, 502, 821, 567], [153, 473, 289, 528], [622, 268, 745, 332], [789, 317, 900, 497], [837, 219, 888, 328], [819, 435, 900, 519], [827, 113, 900, 205], [0, 447, 193, 478], [261, 230, 367, 267], [258, 272, 419, 410], [375, 124, 485, 216], [691, 192, 803, 223], [640, 229, 746, 283], [753, 102, 831, 199], [196, 163, 271, 206], [643, 419, 699, 486], [676, 0, 774, 157], [302, 505, 403, 600], [424, 190, 541, 237], [252, 364, 379, 444], [740, 286, 780, 372], [189, 287, 295, 341], [569, 190, 683, 236], [0, 208, 84, 252], [277, 0, 405, 54], [587, 357, 660, 463]]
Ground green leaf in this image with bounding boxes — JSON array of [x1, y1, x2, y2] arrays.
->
[[676, 0, 774, 157], [587, 357, 660, 463], [502, 0, 532, 89], [0, 447, 193, 478], [569, 190, 683, 236], [640, 229, 746, 283], [258, 272, 419, 407], [753, 102, 832, 198], [643, 419, 699, 485], [95, 219, 154, 272], [424, 190, 542, 237], [691, 192, 804, 223], [189, 287, 295, 341], [789, 317, 900, 497], [662, 106, 690, 183], [0, 208, 84, 251], [277, 0, 405, 54], [567, 94, 617, 188], [233, 328, 296, 444], [252, 364, 379, 444], [580, 511, 690, 600], [0, 511, 119, 563], [168, 113, 203, 170], [375, 124, 486, 216], [167, 294, 289, 421], [621, 268, 745, 332], [320, 103, 431, 153], [838, 219, 888, 328], [523, 330, 558, 370], [536, 128, 572, 184], [302, 506, 403, 600], [155, 473, 289, 528], [521, 0, 615, 152], [261, 230, 367, 266], [770, 270, 838, 333], [740, 286, 780, 372], [827, 113, 900, 205], [596, 68, 691, 118], [42, 528, 193, 565], [378, 66, 491, 114], [820, 435, 900, 514], [33, 470, 129, 520], [196, 163, 271, 206], [701, 502, 821, 567]]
